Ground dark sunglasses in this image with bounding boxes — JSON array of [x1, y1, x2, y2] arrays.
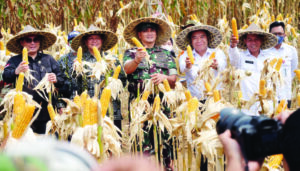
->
[[24, 37, 40, 43]]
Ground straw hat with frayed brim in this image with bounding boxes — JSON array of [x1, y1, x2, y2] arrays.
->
[[6, 25, 57, 54], [176, 23, 223, 50], [71, 25, 118, 52], [123, 17, 171, 46], [237, 23, 277, 50]]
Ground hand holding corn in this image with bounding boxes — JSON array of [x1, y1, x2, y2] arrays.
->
[[15, 61, 29, 75], [47, 73, 57, 83], [134, 48, 147, 64], [230, 34, 239, 48]]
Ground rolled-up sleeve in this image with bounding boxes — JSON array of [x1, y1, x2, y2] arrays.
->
[[228, 47, 241, 68]]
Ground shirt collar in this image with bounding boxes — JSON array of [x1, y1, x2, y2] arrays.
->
[[245, 49, 265, 57], [192, 48, 212, 58]]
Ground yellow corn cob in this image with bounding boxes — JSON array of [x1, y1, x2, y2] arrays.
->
[[58, 30, 62, 37], [16, 72, 24, 92], [47, 103, 56, 121], [295, 70, 300, 81], [74, 94, 81, 108], [63, 35, 68, 43], [187, 45, 194, 65], [204, 82, 212, 92], [193, 14, 199, 22], [59, 47, 66, 55], [21, 25, 24, 30], [287, 17, 292, 24], [83, 98, 91, 126], [113, 65, 121, 79], [276, 13, 283, 21], [286, 13, 290, 18], [213, 90, 220, 102], [1, 27, 5, 34], [12, 104, 35, 139], [118, 54, 123, 64], [185, 90, 192, 101], [291, 27, 297, 37], [74, 18, 77, 26], [241, 24, 248, 30], [100, 88, 111, 117], [77, 46, 82, 64], [90, 99, 98, 125], [209, 52, 216, 60], [271, 15, 275, 22], [131, 37, 146, 51], [119, 1, 124, 8], [268, 154, 283, 169], [259, 80, 266, 96], [80, 90, 88, 107], [92, 46, 101, 62], [172, 31, 176, 38], [0, 41, 4, 50], [153, 95, 160, 112], [275, 58, 283, 71], [6, 49, 10, 56], [238, 91, 243, 99], [276, 100, 286, 114], [270, 58, 278, 67], [7, 28, 10, 34], [232, 18, 239, 40], [142, 90, 150, 101], [98, 11, 102, 18], [13, 93, 25, 116], [163, 79, 171, 92], [256, 9, 260, 16], [167, 15, 173, 23], [188, 97, 199, 113], [297, 93, 300, 106]]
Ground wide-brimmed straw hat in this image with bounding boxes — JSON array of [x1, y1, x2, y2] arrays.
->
[[237, 23, 277, 50], [176, 22, 223, 50], [71, 25, 118, 52], [123, 17, 171, 46], [6, 25, 57, 54]]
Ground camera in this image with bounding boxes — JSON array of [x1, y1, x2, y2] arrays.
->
[[216, 108, 283, 160]]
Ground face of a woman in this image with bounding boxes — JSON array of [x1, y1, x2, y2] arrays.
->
[[85, 34, 103, 50]]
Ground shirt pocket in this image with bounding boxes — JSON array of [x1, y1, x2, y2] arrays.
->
[[156, 62, 169, 75], [241, 60, 256, 72]]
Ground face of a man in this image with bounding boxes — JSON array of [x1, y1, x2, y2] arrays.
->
[[20, 35, 41, 54], [85, 34, 103, 50], [190, 30, 208, 53], [270, 26, 285, 37], [244, 34, 263, 54], [138, 28, 157, 45]]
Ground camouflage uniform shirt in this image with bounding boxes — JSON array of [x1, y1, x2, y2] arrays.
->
[[123, 46, 177, 97]]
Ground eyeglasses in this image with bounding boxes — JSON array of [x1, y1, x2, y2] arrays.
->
[[272, 32, 285, 36], [24, 37, 40, 43]]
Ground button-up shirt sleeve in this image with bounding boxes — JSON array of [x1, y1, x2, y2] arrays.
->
[[215, 49, 227, 71], [228, 47, 241, 68], [290, 46, 298, 78], [179, 51, 198, 81]]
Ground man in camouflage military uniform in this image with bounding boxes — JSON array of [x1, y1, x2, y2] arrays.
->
[[123, 17, 177, 170], [59, 25, 123, 129], [123, 17, 177, 98]]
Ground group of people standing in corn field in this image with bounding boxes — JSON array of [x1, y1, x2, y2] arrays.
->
[[1, 15, 298, 170]]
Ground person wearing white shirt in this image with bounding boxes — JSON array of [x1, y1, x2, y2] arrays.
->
[[229, 23, 277, 115], [176, 23, 226, 99], [265, 21, 298, 107]]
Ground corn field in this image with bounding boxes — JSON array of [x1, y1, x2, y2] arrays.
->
[[1, 0, 300, 33]]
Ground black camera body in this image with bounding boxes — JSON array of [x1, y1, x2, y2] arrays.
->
[[216, 108, 283, 160]]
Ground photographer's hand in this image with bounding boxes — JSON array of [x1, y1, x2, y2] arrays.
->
[[219, 130, 262, 171]]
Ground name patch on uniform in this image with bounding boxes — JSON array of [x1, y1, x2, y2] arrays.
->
[[245, 60, 254, 64]]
